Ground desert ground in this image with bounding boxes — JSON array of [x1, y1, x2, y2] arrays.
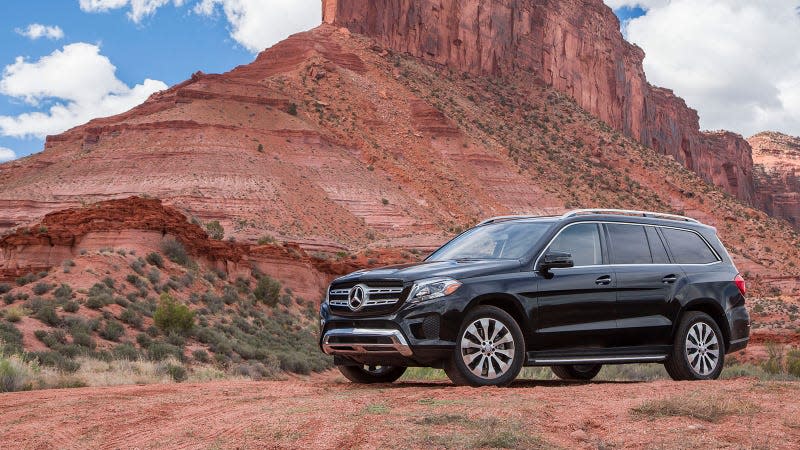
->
[[1, 370, 798, 449]]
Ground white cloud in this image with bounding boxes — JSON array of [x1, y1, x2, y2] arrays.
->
[[80, 0, 321, 52], [79, 0, 186, 23], [604, 0, 669, 9], [0, 147, 16, 162], [0, 43, 167, 139], [194, 0, 320, 52], [605, 0, 800, 137], [15, 24, 65, 40]]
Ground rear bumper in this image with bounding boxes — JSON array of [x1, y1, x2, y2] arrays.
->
[[726, 304, 751, 353]]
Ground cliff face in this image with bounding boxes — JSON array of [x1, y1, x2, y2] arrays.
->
[[322, 0, 754, 203], [749, 132, 800, 227]]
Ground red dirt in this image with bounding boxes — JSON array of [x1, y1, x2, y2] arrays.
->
[[1, 374, 797, 449]]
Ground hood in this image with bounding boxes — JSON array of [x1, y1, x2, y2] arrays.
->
[[333, 259, 523, 284]]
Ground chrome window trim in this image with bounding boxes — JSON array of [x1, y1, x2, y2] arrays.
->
[[534, 220, 722, 269]]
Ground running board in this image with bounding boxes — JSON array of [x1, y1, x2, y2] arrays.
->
[[527, 354, 667, 366]]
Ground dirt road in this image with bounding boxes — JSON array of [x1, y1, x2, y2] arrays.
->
[[1, 373, 798, 449]]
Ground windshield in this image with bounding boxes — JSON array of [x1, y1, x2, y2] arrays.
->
[[427, 221, 554, 261]]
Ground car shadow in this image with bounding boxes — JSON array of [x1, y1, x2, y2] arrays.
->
[[342, 379, 644, 389]]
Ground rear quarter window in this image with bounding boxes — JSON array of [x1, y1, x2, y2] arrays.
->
[[661, 228, 719, 264]]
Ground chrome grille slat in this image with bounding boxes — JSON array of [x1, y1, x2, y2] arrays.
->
[[328, 283, 405, 311]]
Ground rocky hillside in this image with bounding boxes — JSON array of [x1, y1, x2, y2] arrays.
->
[[750, 132, 800, 228], [323, 0, 754, 203], [0, 20, 799, 291]]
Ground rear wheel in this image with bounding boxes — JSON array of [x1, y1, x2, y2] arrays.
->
[[444, 306, 525, 387], [336, 365, 406, 384], [665, 311, 725, 381], [551, 364, 602, 381]]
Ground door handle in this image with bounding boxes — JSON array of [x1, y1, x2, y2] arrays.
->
[[662, 275, 678, 284], [595, 275, 612, 286]]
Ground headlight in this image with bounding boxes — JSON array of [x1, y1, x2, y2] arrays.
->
[[408, 277, 462, 303]]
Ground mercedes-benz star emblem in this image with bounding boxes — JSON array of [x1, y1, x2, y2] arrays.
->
[[348, 284, 368, 311]]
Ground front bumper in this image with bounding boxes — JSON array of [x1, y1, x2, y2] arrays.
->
[[319, 291, 471, 366], [321, 328, 413, 357]]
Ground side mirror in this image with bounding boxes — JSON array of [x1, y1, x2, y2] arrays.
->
[[540, 251, 574, 275]]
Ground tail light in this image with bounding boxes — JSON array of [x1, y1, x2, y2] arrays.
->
[[734, 274, 746, 296]]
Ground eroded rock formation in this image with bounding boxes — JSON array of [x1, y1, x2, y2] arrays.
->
[[322, 0, 754, 202], [749, 132, 800, 227]]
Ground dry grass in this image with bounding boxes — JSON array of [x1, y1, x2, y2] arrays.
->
[[631, 392, 759, 423]]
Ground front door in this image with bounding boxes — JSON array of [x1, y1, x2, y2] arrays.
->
[[534, 223, 617, 351]]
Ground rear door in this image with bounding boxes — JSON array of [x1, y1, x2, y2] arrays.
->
[[606, 223, 681, 347], [534, 223, 617, 350]]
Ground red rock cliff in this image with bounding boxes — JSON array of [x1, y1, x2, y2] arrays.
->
[[749, 132, 800, 227], [322, 0, 754, 203]]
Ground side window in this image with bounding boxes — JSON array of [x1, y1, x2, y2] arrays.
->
[[661, 228, 719, 264], [547, 223, 602, 266], [607, 224, 652, 264], [646, 227, 671, 264]]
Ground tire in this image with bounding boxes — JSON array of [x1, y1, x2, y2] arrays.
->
[[336, 365, 406, 384], [551, 364, 602, 381], [665, 311, 726, 381], [444, 306, 525, 387]]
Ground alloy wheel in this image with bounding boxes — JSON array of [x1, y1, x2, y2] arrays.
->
[[685, 321, 720, 376], [460, 318, 515, 380]]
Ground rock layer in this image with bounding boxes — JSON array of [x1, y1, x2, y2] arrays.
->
[[749, 132, 800, 227], [322, 0, 754, 202]]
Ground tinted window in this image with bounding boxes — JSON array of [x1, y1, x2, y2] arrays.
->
[[547, 223, 602, 266], [607, 224, 652, 264], [646, 226, 670, 264], [428, 221, 553, 261], [662, 228, 719, 264]]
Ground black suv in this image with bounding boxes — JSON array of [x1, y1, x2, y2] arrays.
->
[[319, 210, 750, 387]]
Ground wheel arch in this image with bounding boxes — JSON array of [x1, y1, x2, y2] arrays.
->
[[678, 299, 731, 348], [464, 293, 531, 350]]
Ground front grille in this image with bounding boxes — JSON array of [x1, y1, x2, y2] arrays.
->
[[328, 281, 407, 316]]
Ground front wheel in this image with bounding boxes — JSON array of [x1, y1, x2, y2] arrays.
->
[[665, 311, 725, 381], [336, 365, 406, 384], [444, 306, 525, 387], [551, 364, 602, 381]]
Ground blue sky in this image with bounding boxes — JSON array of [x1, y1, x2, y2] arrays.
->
[[1, 1, 797, 162]]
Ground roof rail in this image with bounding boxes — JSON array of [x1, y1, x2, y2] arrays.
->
[[562, 209, 700, 223], [477, 215, 542, 226]]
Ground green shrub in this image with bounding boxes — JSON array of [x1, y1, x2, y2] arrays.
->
[[153, 293, 195, 335], [15, 273, 38, 286], [162, 238, 191, 266], [71, 331, 95, 349], [112, 343, 139, 360], [100, 320, 125, 341], [27, 351, 80, 373], [788, 350, 800, 378], [0, 283, 11, 295], [86, 282, 113, 309], [222, 285, 239, 305], [102, 277, 116, 289], [0, 322, 24, 354], [32, 282, 53, 295], [53, 284, 73, 301], [62, 300, 80, 313], [763, 343, 784, 374], [205, 221, 224, 240], [146, 252, 164, 268], [34, 304, 61, 326], [287, 102, 298, 116], [3, 305, 25, 323], [120, 309, 143, 329], [3, 293, 14, 305], [147, 342, 183, 361], [136, 333, 153, 348], [192, 349, 210, 363], [131, 258, 146, 275], [147, 268, 161, 286], [0, 356, 32, 392], [158, 362, 188, 382], [253, 276, 281, 306]]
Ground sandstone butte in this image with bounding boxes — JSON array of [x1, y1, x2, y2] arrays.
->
[[0, 0, 800, 298], [749, 132, 800, 229]]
